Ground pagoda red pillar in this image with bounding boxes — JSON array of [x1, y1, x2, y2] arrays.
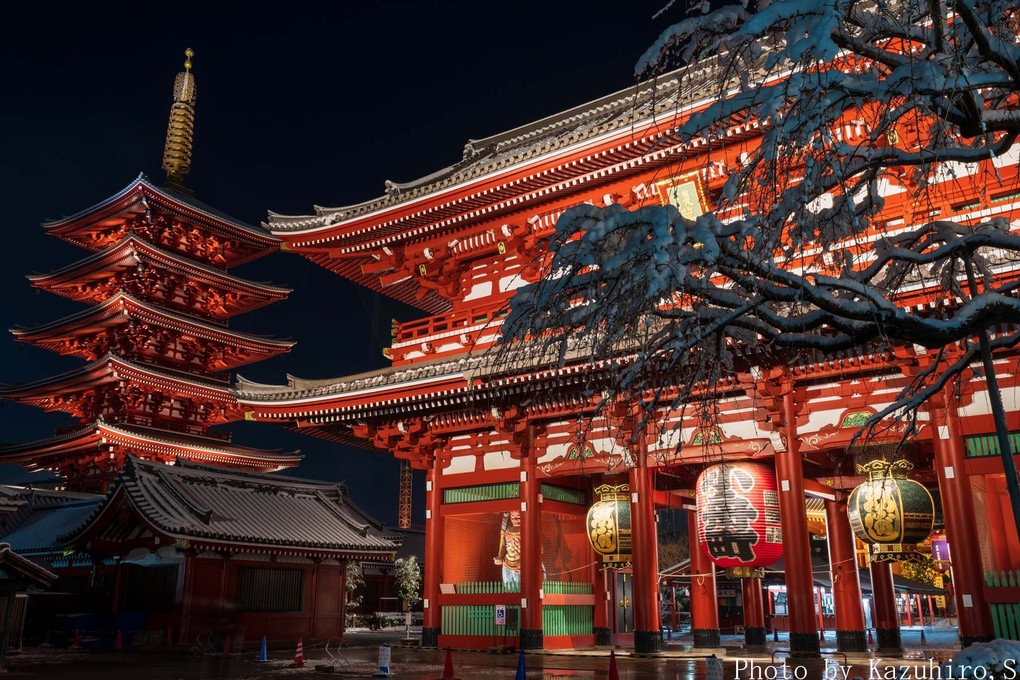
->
[[519, 426, 543, 649], [869, 561, 901, 651], [742, 577, 766, 648], [592, 565, 610, 645], [775, 386, 820, 656], [688, 509, 720, 648], [931, 388, 995, 646], [629, 431, 661, 654], [422, 459, 444, 647], [825, 500, 866, 652]]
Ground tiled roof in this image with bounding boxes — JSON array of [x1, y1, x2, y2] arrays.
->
[[44, 174, 274, 242], [2, 499, 102, 554], [61, 457, 399, 556], [29, 234, 291, 296], [266, 69, 695, 233], [0, 543, 58, 587], [235, 352, 487, 402]]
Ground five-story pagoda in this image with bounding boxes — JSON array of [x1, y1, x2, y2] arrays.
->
[[0, 50, 300, 491]]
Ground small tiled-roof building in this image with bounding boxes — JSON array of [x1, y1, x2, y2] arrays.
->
[[1, 458, 400, 646]]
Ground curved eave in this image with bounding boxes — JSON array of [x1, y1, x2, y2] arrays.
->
[[43, 176, 280, 263], [264, 70, 690, 240], [11, 292, 295, 360], [97, 422, 303, 470], [0, 422, 302, 472], [29, 235, 291, 307], [304, 251, 450, 315], [0, 352, 235, 405]]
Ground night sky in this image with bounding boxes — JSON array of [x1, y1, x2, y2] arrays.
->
[[2, 0, 670, 527]]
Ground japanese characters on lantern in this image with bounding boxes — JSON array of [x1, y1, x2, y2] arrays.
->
[[696, 462, 783, 572]]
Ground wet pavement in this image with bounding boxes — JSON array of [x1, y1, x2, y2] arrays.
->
[[3, 627, 963, 679]]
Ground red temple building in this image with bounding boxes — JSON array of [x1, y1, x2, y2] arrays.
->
[[0, 51, 298, 490], [237, 62, 1020, 657]]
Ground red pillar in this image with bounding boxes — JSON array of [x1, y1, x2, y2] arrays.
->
[[422, 459, 444, 647], [629, 435, 661, 654], [688, 509, 720, 648], [870, 560, 901, 650], [592, 566, 610, 645], [916, 594, 924, 628], [983, 476, 1012, 571], [904, 594, 913, 627], [931, 389, 995, 647], [776, 388, 820, 656], [742, 577, 766, 647], [519, 428, 543, 649], [825, 499, 867, 652]]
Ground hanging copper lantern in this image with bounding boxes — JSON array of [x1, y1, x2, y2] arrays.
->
[[696, 462, 784, 578], [848, 459, 934, 562], [586, 483, 632, 570]]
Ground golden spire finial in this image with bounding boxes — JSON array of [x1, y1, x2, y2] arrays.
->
[[162, 48, 197, 189]]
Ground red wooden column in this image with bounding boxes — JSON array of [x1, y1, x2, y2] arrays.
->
[[629, 431, 661, 654], [775, 386, 820, 656], [825, 500, 867, 652], [592, 564, 610, 645], [688, 509, 720, 648], [870, 560, 901, 651], [519, 426, 543, 649], [931, 387, 995, 647], [742, 577, 766, 648], [422, 458, 444, 647]]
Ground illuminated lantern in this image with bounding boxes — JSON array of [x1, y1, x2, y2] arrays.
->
[[696, 462, 783, 577], [586, 484, 632, 570], [848, 459, 934, 562]]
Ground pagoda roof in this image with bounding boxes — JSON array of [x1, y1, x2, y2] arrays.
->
[[0, 352, 234, 410], [29, 234, 291, 316], [2, 499, 102, 556], [43, 175, 279, 265], [11, 291, 294, 369], [61, 456, 398, 558], [0, 419, 302, 472]]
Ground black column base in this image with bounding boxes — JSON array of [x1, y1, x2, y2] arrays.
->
[[634, 630, 661, 654], [520, 628, 543, 650], [594, 627, 611, 646], [961, 634, 994, 648], [692, 628, 721, 648], [835, 629, 867, 653], [876, 627, 901, 651], [421, 627, 439, 647], [789, 632, 821, 657], [744, 626, 767, 647]]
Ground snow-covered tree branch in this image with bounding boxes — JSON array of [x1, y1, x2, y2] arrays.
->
[[501, 0, 1020, 441]]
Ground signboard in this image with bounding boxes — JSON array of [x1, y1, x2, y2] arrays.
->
[[494, 605, 506, 626]]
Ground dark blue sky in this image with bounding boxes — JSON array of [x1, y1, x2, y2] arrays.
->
[[1, 0, 669, 526]]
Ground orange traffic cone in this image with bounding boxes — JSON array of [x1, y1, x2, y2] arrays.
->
[[222, 634, 232, 658], [114, 629, 122, 651], [40, 628, 52, 648], [609, 649, 619, 680], [165, 625, 173, 646], [290, 638, 305, 668], [71, 629, 81, 650], [868, 628, 874, 646], [819, 629, 825, 643], [439, 648, 457, 680]]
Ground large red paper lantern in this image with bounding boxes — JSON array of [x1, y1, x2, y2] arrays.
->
[[696, 462, 783, 569]]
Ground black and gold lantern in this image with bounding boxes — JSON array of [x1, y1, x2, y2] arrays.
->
[[586, 483, 632, 570], [848, 459, 934, 562]]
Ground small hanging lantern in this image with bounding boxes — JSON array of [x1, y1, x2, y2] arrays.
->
[[586, 483, 632, 570], [696, 462, 783, 578], [848, 459, 934, 562]]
